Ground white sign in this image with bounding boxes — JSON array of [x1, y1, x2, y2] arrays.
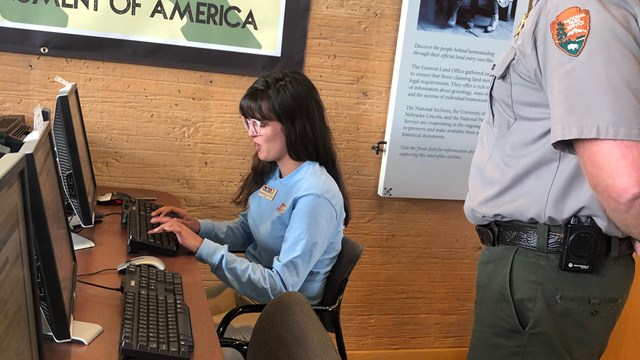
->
[[378, 0, 524, 199]]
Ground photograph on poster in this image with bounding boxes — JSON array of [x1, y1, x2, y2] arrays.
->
[[377, 0, 525, 200], [417, 0, 518, 40]]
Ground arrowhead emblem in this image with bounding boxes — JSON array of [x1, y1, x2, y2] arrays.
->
[[550, 7, 591, 57]]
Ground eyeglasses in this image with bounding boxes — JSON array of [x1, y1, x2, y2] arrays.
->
[[241, 117, 265, 135]]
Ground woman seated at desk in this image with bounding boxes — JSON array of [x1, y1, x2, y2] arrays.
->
[[148, 70, 350, 359]]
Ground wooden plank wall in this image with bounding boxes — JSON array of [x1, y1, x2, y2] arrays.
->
[[3, 0, 637, 358]]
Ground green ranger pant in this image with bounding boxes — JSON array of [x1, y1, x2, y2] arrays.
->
[[468, 244, 635, 360]]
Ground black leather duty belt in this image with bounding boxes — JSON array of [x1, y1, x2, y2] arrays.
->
[[475, 221, 634, 257]]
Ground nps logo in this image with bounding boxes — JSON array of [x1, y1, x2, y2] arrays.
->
[[550, 7, 590, 57]]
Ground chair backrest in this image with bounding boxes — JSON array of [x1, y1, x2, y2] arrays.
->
[[321, 236, 364, 309], [247, 292, 341, 360]]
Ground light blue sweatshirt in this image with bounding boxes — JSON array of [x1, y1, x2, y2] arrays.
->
[[195, 161, 345, 304]]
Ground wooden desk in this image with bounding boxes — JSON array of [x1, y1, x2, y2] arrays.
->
[[43, 187, 223, 360]]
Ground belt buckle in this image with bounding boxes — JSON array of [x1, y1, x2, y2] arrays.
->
[[476, 224, 497, 246]]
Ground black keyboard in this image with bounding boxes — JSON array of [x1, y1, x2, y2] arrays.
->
[[119, 265, 195, 360], [124, 199, 179, 256]]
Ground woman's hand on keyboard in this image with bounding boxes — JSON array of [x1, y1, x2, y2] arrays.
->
[[150, 206, 201, 234], [147, 217, 204, 254]]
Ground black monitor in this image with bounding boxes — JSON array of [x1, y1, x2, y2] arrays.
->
[[20, 121, 102, 345], [0, 152, 43, 359], [52, 83, 97, 228]]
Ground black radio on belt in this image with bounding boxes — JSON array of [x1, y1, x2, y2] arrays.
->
[[560, 216, 601, 273]]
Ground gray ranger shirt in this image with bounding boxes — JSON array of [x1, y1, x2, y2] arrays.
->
[[464, 0, 640, 237]]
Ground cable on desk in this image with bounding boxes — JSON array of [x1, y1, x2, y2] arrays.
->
[[69, 212, 116, 233], [77, 279, 123, 293], [101, 212, 121, 218], [78, 268, 117, 277]]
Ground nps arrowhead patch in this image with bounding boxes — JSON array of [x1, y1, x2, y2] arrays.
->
[[550, 7, 591, 57]]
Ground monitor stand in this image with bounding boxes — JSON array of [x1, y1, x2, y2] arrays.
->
[[42, 314, 104, 345], [71, 232, 95, 250], [68, 214, 95, 250]]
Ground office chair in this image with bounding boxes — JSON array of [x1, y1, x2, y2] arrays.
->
[[217, 236, 364, 360], [219, 291, 341, 360]]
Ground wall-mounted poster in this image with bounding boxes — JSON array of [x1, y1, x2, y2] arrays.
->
[[377, 0, 525, 199], [0, 0, 310, 76]]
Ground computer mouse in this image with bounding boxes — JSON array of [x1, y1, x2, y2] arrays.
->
[[97, 192, 131, 205], [116, 255, 166, 273]]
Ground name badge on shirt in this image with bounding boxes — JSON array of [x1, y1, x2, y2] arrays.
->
[[258, 185, 278, 201]]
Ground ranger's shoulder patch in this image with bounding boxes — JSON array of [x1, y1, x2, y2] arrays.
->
[[550, 7, 590, 57]]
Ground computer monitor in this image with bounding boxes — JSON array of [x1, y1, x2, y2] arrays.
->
[[20, 121, 102, 345], [52, 83, 97, 228], [0, 152, 43, 359]]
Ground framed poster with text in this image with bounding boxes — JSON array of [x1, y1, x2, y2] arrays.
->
[[378, 0, 524, 199]]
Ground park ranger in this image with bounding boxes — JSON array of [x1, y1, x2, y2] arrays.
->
[[464, 0, 640, 358]]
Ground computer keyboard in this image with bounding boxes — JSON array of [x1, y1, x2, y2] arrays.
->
[[124, 198, 179, 256], [119, 264, 195, 360]]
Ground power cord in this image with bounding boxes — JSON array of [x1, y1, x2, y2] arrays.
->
[[78, 267, 117, 277]]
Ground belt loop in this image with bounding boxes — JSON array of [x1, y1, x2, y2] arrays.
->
[[536, 223, 549, 254], [609, 236, 619, 259], [490, 222, 499, 237]]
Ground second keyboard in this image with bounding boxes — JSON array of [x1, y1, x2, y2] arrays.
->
[[120, 264, 195, 360]]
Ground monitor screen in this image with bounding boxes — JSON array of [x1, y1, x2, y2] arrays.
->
[[21, 121, 77, 343], [52, 83, 97, 228], [0, 152, 43, 359]]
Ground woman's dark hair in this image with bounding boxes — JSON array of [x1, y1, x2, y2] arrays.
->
[[232, 70, 350, 226]]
